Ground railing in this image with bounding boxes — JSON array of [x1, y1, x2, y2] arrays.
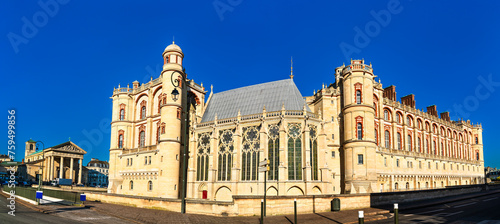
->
[[378, 147, 481, 165], [2, 186, 37, 201], [113, 88, 132, 95], [42, 188, 83, 204], [122, 145, 158, 155]]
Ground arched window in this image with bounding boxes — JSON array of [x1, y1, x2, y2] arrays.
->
[[375, 129, 378, 145], [395, 182, 398, 190], [241, 126, 260, 181], [385, 130, 390, 148], [130, 181, 133, 190], [309, 126, 319, 180], [139, 131, 145, 148], [406, 182, 409, 190], [407, 135, 412, 151], [118, 134, 123, 148], [218, 129, 234, 181], [475, 137, 478, 144], [406, 116, 412, 126], [120, 109, 125, 120], [356, 90, 361, 104], [417, 137, 421, 152], [196, 132, 210, 182], [441, 143, 444, 156], [30, 144, 33, 150], [384, 110, 390, 121], [433, 141, 436, 154], [396, 113, 401, 123], [357, 123, 363, 140], [288, 124, 302, 181], [418, 119, 422, 129], [426, 139, 429, 153], [397, 133, 402, 150], [476, 152, 479, 160], [268, 124, 280, 181], [141, 106, 146, 119], [148, 181, 153, 191]]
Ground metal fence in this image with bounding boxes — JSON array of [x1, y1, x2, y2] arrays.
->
[[2, 186, 82, 204], [2, 186, 37, 201], [42, 188, 83, 203]]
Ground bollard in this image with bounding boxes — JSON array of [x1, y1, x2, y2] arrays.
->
[[261, 199, 264, 224], [358, 211, 364, 224], [294, 199, 297, 224], [394, 203, 399, 224]]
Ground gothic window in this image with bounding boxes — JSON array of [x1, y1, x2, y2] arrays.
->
[[309, 125, 318, 181], [120, 109, 125, 120], [139, 131, 145, 148], [119, 134, 124, 148], [357, 123, 363, 140], [407, 135, 412, 151], [242, 126, 260, 181], [287, 123, 302, 181], [196, 132, 212, 181], [141, 106, 146, 119], [268, 124, 279, 181], [356, 90, 361, 104], [385, 130, 390, 148], [218, 129, 234, 181]]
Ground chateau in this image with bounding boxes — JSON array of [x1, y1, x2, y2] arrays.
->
[[107, 42, 484, 201]]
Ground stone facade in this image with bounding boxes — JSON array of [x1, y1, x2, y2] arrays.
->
[[24, 140, 86, 184], [107, 43, 484, 202]]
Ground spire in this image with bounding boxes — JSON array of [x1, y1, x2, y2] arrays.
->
[[290, 57, 294, 79]]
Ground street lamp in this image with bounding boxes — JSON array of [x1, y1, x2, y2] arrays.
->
[[36, 141, 45, 205], [169, 70, 189, 214]]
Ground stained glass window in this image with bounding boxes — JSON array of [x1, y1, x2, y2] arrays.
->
[[268, 124, 279, 181], [288, 124, 302, 181], [218, 129, 234, 181], [242, 126, 260, 181], [309, 125, 318, 181], [196, 132, 211, 181]]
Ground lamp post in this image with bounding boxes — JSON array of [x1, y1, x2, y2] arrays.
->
[[36, 141, 45, 205], [170, 70, 189, 214]]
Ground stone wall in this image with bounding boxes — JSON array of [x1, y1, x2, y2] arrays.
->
[[85, 192, 370, 216]]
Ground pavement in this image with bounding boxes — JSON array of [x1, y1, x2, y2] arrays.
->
[[3, 187, 500, 224]]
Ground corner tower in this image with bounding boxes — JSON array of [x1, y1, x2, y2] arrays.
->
[[339, 59, 377, 194], [159, 41, 185, 198]]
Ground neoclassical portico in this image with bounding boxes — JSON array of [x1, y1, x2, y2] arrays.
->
[[25, 140, 86, 184]]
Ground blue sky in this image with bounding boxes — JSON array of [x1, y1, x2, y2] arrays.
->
[[2, 1, 499, 168]]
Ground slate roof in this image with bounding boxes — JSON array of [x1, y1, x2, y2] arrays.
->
[[201, 79, 310, 123]]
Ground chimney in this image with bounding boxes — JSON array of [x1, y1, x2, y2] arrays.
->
[[401, 94, 415, 108], [383, 85, 397, 101], [440, 112, 450, 121], [426, 105, 438, 117]]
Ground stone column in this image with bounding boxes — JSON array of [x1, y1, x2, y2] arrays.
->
[[70, 158, 74, 181], [59, 156, 64, 179], [78, 158, 82, 184], [49, 156, 54, 180]]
